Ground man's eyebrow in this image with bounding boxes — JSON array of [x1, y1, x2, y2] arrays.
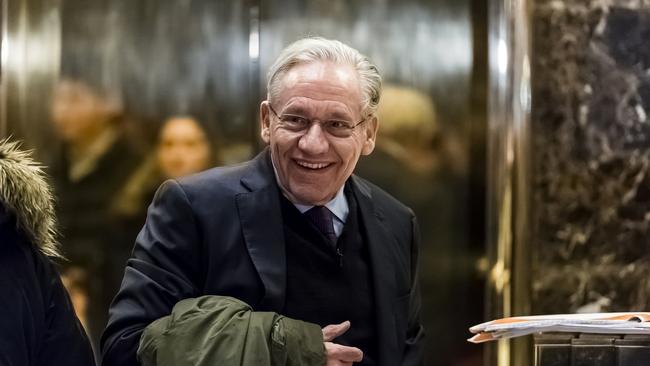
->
[[326, 111, 353, 120], [281, 105, 309, 115], [283, 105, 353, 120]]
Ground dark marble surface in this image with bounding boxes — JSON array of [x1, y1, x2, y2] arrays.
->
[[531, 0, 650, 314]]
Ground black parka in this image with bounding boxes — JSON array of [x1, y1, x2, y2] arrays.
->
[[0, 139, 95, 366]]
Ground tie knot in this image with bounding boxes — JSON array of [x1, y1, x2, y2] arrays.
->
[[304, 206, 337, 244], [305, 205, 330, 221]]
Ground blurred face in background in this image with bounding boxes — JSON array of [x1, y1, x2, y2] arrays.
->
[[157, 116, 212, 179], [50, 79, 118, 144]]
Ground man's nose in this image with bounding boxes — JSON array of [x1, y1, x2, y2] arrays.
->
[[298, 122, 329, 154]]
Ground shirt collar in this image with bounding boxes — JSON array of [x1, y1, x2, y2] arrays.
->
[[292, 185, 348, 223], [270, 157, 349, 223]]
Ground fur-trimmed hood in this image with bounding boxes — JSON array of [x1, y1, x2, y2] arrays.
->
[[0, 139, 60, 257]]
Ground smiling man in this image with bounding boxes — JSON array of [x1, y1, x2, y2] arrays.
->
[[102, 37, 424, 366]]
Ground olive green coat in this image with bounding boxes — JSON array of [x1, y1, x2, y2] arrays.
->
[[137, 296, 325, 366]]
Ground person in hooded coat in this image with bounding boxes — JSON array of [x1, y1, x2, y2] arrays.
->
[[0, 139, 95, 366]]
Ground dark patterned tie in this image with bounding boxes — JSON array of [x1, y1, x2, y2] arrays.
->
[[304, 205, 337, 245]]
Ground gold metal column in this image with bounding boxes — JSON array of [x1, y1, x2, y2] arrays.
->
[[486, 0, 532, 365], [0, 0, 7, 137]]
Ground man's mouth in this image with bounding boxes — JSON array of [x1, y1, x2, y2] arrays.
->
[[294, 159, 332, 170]]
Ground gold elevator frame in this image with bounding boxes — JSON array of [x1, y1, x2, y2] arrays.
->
[[485, 0, 532, 365]]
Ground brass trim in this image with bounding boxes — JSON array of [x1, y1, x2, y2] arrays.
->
[[0, 0, 7, 138], [486, 0, 532, 364]]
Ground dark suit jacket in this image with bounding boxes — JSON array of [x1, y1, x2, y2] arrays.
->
[[101, 149, 424, 366]]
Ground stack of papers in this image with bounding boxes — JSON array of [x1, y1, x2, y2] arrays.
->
[[468, 313, 650, 343]]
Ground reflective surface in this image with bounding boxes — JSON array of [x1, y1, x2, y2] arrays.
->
[[531, 1, 650, 323], [2, 0, 60, 154], [1, 1, 487, 364], [259, 2, 484, 363], [485, 0, 532, 364], [487, 2, 650, 366]]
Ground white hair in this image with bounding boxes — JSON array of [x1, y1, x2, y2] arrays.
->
[[266, 37, 382, 117]]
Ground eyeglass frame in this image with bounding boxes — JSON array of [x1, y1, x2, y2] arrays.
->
[[266, 103, 369, 138]]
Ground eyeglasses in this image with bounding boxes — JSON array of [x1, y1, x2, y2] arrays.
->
[[268, 103, 367, 138]]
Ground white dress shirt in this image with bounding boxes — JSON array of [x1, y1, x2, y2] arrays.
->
[[271, 161, 349, 237]]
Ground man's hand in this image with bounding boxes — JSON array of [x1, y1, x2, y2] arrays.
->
[[322, 321, 363, 366]]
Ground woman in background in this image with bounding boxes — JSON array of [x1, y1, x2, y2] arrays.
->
[[108, 115, 219, 302], [0, 139, 95, 366], [156, 115, 216, 180], [114, 114, 219, 218]]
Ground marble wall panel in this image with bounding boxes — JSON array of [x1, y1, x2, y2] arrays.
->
[[531, 0, 650, 314]]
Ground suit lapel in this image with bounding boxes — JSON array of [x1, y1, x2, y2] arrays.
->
[[352, 176, 399, 366], [236, 150, 286, 311]]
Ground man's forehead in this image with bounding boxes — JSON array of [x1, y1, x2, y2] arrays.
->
[[275, 61, 362, 108], [282, 61, 358, 85]]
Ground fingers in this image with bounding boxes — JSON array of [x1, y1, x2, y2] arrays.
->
[[324, 342, 363, 363], [322, 320, 351, 342], [322, 321, 362, 365]]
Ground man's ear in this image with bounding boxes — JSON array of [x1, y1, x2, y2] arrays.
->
[[260, 101, 271, 144], [361, 115, 378, 155]]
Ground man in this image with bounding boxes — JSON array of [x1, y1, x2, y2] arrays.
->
[[102, 37, 424, 366], [50, 78, 143, 344]]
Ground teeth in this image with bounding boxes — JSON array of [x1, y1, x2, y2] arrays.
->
[[296, 160, 330, 169]]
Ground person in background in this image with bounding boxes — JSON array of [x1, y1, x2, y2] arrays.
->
[[0, 139, 95, 366], [112, 114, 219, 224], [354, 84, 469, 365], [157, 115, 216, 179], [109, 114, 220, 301], [49, 78, 143, 348], [102, 37, 424, 366]]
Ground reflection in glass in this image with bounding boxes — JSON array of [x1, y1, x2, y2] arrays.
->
[[258, 1, 484, 364], [3, 1, 487, 363], [157, 116, 216, 180], [49, 77, 144, 344]]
